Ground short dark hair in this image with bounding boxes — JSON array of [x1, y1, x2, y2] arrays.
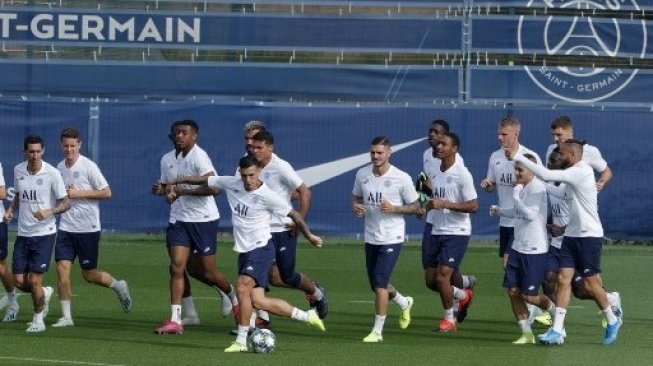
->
[[24, 135, 44, 150], [175, 119, 199, 133], [551, 116, 573, 130], [239, 155, 261, 169], [431, 119, 450, 132], [522, 153, 538, 164], [371, 136, 390, 146], [60, 127, 80, 141], [443, 132, 460, 149], [253, 130, 274, 145]]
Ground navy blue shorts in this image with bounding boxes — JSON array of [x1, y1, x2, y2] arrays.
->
[[545, 246, 562, 273], [422, 235, 469, 270], [0, 222, 7, 261], [55, 230, 101, 270], [365, 243, 402, 290], [421, 222, 433, 248], [503, 249, 548, 296], [166, 220, 218, 256], [270, 230, 301, 287], [12, 234, 56, 274], [559, 236, 603, 277], [238, 241, 275, 291], [499, 226, 514, 257]]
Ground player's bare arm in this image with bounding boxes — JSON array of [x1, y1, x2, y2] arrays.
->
[[67, 186, 111, 200], [287, 209, 322, 248], [34, 196, 71, 220], [380, 198, 421, 215], [351, 196, 366, 218]]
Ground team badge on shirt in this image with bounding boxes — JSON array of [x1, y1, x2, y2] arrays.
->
[[383, 180, 392, 188], [36, 178, 43, 185], [73, 171, 80, 178]]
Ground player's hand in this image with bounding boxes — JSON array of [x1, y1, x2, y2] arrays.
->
[[66, 185, 80, 199], [166, 190, 178, 204], [379, 198, 395, 213], [352, 202, 366, 217], [547, 224, 566, 237], [307, 234, 323, 248], [489, 205, 500, 216], [596, 180, 605, 192], [428, 198, 447, 210], [480, 179, 496, 192], [2, 211, 12, 223], [416, 207, 426, 220], [152, 181, 164, 195], [34, 209, 52, 221]]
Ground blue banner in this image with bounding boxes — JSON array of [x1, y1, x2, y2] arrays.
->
[[471, 16, 650, 58], [0, 8, 463, 52], [469, 0, 652, 11], [0, 61, 462, 102], [468, 66, 653, 105]]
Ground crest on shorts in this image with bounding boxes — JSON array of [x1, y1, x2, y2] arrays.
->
[[518, 0, 647, 103]]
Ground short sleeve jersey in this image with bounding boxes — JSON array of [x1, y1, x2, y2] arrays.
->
[[208, 176, 292, 253], [486, 145, 541, 227], [428, 159, 477, 236], [172, 145, 220, 222], [259, 153, 304, 233], [423, 148, 465, 225], [352, 165, 419, 245], [57, 155, 109, 232], [14, 161, 67, 237]]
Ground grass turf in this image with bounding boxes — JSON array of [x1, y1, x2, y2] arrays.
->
[[0, 234, 651, 366]]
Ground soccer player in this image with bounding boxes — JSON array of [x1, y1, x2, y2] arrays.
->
[[352, 136, 419, 343], [51, 128, 132, 327], [480, 116, 541, 268], [418, 120, 476, 323], [508, 140, 622, 345], [545, 116, 612, 191], [0, 161, 20, 322], [490, 153, 555, 344], [168, 155, 325, 353], [543, 148, 621, 328], [243, 120, 266, 156], [3, 135, 70, 332], [154, 119, 238, 335], [152, 121, 233, 326], [250, 131, 328, 319], [423, 133, 478, 333]]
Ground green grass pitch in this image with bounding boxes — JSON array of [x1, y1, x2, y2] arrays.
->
[[1, 234, 652, 366]]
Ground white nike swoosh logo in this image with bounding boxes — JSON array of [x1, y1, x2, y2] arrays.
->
[[297, 137, 426, 187]]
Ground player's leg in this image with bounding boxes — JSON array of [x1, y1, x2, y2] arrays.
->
[[25, 234, 55, 332], [53, 230, 75, 326], [499, 226, 514, 269], [155, 222, 190, 334], [0, 222, 18, 316]]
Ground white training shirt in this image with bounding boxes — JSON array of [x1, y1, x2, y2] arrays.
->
[[428, 159, 477, 236], [0, 163, 5, 218], [57, 155, 109, 233], [208, 176, 292, 253], [13, 161, 67, 237], [259, 153, 304, 233], [547, 183, 571, 249], [172, 145, 220, 223], [546, 143, 608, 174], [515, 156, 603, 238], [352, 165, 419, 245], [422, 147, 465, 225], [486, 145, 541, 227], [498, 180, 548, 254], [160, 149, 181, 224]]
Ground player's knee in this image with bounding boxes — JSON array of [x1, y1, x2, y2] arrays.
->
[[507, 287, 521, 299], [424, 276, 439, 292]]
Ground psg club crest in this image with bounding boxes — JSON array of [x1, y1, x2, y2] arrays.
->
[[518, 0, 647, 103]]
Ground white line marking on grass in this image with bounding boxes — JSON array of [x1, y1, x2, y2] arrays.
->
[[0, 356, 127, 366]]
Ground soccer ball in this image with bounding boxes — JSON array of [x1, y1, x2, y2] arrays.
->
[[250, 328, 276, 354]]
